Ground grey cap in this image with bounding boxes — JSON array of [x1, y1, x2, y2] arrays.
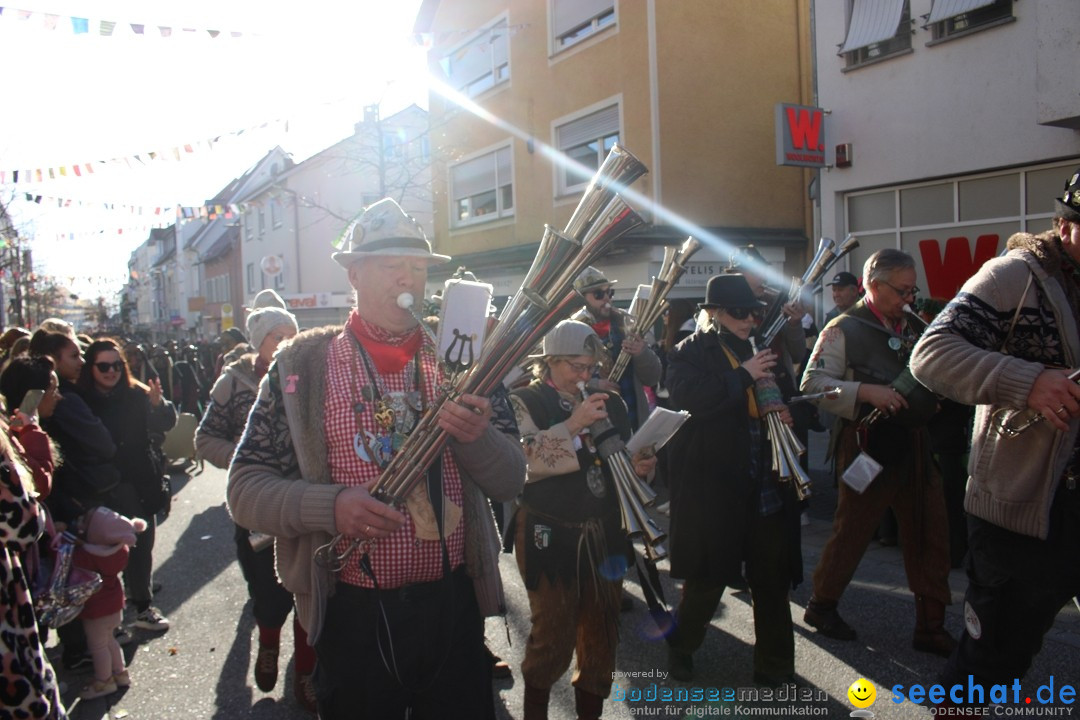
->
[[530, 319, 605, 358]]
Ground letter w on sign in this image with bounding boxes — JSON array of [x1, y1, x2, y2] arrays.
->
[[919, 235, 1000, 300]]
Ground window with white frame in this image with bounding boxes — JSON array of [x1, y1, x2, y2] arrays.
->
[[271, 199, 282, 229], [383, 130, 405, 160], [555, 104, 619, 196], [840, 0, 912, 68], [450, 146, 513, 227], [927, 0, 1012, 42], [246, 263, 257, 294], [258, 207, 266, 236], [441, 18, 509, 98], [244, 216, 253, 241], [552, 0, 615, 51]]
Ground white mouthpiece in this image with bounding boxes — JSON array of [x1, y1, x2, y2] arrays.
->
[[396, 292, 415, 310], [577, 380, 587, 398]]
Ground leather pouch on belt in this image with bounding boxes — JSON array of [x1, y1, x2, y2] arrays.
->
[[406, 481, 462, 541]]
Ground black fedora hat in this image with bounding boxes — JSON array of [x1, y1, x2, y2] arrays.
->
[[1056, 168, 1080, 223], [699, 274, 767, 310]]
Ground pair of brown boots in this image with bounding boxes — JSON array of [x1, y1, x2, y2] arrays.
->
[[524, 686, 603, 720], [805, 595, 956, 657]]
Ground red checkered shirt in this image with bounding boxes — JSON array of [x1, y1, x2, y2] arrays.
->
[[324, 329, 465, 589]]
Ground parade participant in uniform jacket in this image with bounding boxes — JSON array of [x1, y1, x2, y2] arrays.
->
[[801, 249, 953, 656], [227, 198, 524, 720], [572, 267, 661, 430], [511, 320, 655, 720]]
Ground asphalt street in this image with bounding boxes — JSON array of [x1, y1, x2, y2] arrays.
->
[[51, 431, 1080, 720]]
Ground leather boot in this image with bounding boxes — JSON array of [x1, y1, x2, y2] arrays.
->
[[524, 685, 550, 720], [803, 596, 857, 641], [913, 595, 956, 658], [575, 687, 604, 720]]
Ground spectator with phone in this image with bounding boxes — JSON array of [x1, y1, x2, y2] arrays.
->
[[1, 355, 62, 498], [29, 330, 117, 671]]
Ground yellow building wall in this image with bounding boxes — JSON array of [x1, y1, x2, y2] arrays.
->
[[424, 0, 812, 265]]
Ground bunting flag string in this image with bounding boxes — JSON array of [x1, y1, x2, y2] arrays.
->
[[0, 5, 257, 39], [21, 192, 172, 217], [0, 118, 287, 185], [14, 183, 301, 227]]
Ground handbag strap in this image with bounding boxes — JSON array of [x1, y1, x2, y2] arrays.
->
[[1000, 271, 1035, 353]]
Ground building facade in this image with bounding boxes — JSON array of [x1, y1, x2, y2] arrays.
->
[[239, 104, 433, 327], [814, 0, 1080, 312], [415, 0, 817, 305]]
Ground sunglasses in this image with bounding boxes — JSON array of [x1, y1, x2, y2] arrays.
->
[[724, 307, 756, 320], [591, 289, 616, 300], [94, 361, 125, 373]]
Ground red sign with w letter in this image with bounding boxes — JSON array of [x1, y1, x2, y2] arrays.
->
[[775, 103, 826, 168], [918, 235, 1001, 299]]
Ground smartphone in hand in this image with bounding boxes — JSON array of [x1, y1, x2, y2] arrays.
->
[[18, 389, 45, 418]]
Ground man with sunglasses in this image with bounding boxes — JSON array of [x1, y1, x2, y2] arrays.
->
[[571, 267, 661, 431], [800, 248, 953, 657]]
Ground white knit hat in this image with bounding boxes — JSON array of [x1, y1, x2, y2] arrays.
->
[[246, 307, 298, 352], [251, 289, 287, 310]]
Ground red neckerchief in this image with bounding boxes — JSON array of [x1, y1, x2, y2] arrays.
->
[[592, 319, 611, 339], [865, 298, 904, 334], [347, 309, 423, 375]]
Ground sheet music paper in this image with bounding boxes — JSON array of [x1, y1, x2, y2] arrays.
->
[[626, 407, 690, 455]]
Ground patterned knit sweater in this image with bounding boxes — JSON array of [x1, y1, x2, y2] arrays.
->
[[911, 231, 1080, 539]]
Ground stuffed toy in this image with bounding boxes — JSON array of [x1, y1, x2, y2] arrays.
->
[[79, 506, 147, 557]]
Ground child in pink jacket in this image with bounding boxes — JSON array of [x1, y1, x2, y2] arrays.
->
[[73, 506, 146, 700]]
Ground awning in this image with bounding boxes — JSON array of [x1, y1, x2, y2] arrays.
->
[[840, 0, 906, 53], [927, 0, 998, 24]]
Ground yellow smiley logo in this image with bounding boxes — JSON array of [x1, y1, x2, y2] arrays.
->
[[847, 678, 876, 708]]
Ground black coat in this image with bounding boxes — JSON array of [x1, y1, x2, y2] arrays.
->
[[83, 384, 177, 518], [42, 378, 119, 523], [666, 328, 802, 588]]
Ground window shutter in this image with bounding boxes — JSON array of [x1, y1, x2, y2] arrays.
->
[[927, 0, 997, 23], [447, 37, 489, 90], [840, 0, 907, 53], [557, 105, 619, 150], [553, 0, 614, 38], [452, 153, 496, 200], [491, 21, 508, 68], [496, 147, 511, 185]]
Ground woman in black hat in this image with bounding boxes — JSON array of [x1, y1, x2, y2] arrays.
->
[[664, 274, 803, 686]]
